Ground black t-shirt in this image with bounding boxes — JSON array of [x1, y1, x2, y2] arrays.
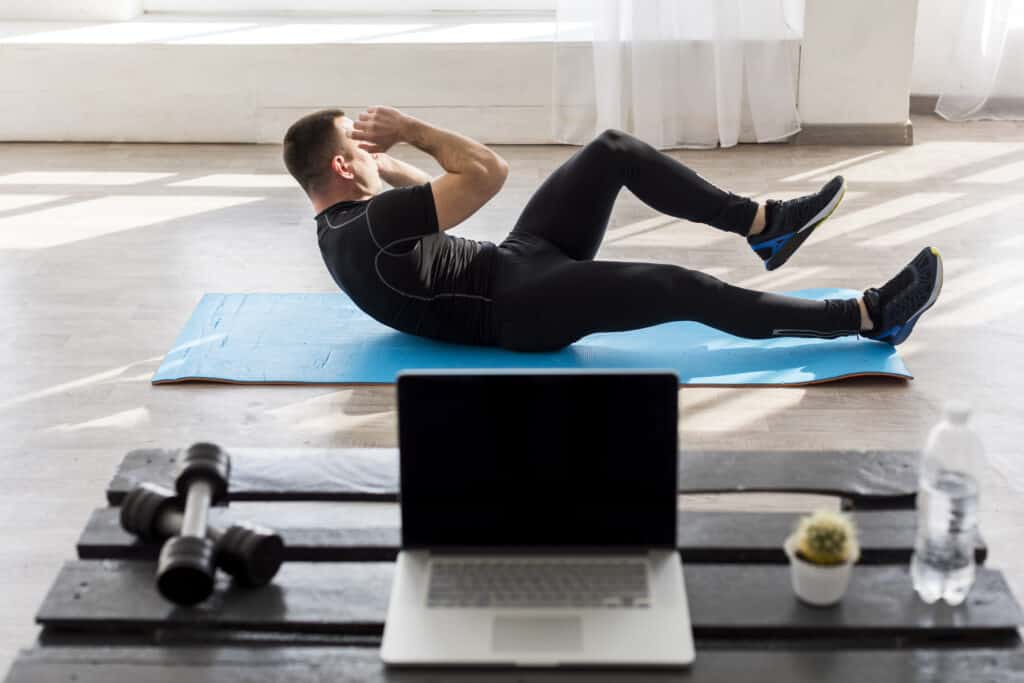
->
[[316, 183, 496, 345]]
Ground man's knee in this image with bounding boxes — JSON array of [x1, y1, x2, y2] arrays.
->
[[597, 127, 628, 142], [595, 128, 630, 148], [590, 128, 643, 160]]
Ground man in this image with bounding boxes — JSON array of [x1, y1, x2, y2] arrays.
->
[[283, 106, 942, 352]]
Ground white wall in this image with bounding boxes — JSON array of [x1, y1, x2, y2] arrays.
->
[[798, 0, 919, 126], [911, 0, 962, 95], [0, 1, 140, 21]]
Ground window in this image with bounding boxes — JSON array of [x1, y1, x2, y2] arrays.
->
[[144, 0, 555, 14]]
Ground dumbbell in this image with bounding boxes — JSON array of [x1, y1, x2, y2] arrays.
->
[[120, 482, 285, 593], [157, 442, 231, 605]]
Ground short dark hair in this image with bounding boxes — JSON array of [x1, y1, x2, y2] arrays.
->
[[282, 108, 346, 195]]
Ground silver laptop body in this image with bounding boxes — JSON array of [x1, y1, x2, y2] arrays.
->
[[381, 370, 694, 667]]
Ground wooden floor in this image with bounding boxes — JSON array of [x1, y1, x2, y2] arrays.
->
[[1, 115, 1023, 672]]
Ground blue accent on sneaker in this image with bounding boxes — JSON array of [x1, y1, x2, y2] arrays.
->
[[863, 247, 943, 346], [874, 325, 902, 342], [754, 232, 793, 258]]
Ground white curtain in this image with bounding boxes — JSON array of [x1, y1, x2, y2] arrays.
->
[[553, 0, 804, 150], [935, 0, 1024, 120]]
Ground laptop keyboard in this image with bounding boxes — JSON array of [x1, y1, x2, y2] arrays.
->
[[427, 558, 651, 609]]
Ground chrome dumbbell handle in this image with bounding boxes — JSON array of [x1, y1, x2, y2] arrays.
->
[[154, 508, 227, 544], [179, 479, 212, 539]]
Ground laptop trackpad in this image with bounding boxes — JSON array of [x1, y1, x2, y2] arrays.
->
[[492, 616, 583, 652]]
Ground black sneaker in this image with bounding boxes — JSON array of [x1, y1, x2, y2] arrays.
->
[[863, 247, 944, 346], [749, 175, 847, 271]]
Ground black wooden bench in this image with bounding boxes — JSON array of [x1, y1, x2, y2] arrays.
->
[[6, 447, 1023, 682]]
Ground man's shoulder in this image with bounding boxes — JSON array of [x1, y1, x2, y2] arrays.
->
[[318, 201, 372, 235]]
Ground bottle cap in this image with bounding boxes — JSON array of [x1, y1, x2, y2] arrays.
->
[[944, 401, 971, 425]]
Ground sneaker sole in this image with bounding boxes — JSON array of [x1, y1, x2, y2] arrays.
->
[[888, 247, 944, 346], [765, 178, 847, 271]]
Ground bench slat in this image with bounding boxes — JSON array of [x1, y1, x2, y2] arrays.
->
[[7, 645, 1024, 683], [77, 505, 987, 565], [107, 448, 919, 509], [36, 560, 1020, 639]]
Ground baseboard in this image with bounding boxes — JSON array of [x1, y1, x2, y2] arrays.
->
[[793, 121, 913, 146], [910, 93, 1024, 118], [910, 95, 939, 115]]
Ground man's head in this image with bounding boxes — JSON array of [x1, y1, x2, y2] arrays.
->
[[282, 109, 381, 206]]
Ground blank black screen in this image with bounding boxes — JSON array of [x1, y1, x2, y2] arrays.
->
[[398, 372, 678, 548]]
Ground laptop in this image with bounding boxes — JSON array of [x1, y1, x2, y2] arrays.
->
[[381, 370, 694, 668]]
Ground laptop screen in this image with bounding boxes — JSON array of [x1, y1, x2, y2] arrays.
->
[[398, 371, 678, 549]]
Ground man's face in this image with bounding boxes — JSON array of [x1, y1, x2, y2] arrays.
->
[[335, 116, 381, 191]]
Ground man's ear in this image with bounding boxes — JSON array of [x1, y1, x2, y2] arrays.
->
[[331, 155, 354, 180]]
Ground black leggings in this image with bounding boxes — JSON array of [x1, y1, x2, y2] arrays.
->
[[490, 129, 861, 352]]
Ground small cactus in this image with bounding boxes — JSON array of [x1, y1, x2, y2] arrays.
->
[[794, 510, 859, 566]]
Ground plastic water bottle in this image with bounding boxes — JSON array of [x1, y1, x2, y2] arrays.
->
[[910, 401, 983, 605]]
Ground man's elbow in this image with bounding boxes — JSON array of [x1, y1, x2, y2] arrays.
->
[[493, 155, 510, 178], [484, 157, 509, 193], [463, 156, 508, 195]]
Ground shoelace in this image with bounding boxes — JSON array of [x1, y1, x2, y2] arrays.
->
[[780, 185, 831, 232]]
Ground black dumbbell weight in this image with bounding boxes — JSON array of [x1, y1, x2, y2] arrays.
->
[[156, 442, 231, 605], [215, 522, 285, 587], [121, 483, 285, 588]]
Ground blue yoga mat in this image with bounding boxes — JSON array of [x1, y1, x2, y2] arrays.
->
[[152, 288, 911, 386]]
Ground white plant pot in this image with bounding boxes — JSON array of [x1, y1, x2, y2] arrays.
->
[[784, 534, 859, 606]]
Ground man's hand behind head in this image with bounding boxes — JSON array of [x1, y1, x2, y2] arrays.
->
[[351, 106, 413, 154]]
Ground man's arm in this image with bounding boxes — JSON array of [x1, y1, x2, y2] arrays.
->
[[374, 153, 432, 188], [352, 106, 508, 231]]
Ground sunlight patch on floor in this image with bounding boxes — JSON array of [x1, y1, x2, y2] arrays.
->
[[274, 411, 391, 435], [47, 406, 150, 432], [859, 195, 1024, 248], [114, 372, 162, 383], [737, 266, 827, 291], [701, 266, 731, 278], [0, 194, 263, 249], [0, 357, 163, 412], [749, 190, 869, 204], [265, 389, 356, 418], [893, 339, 923, 360], [0, 194, 66, 212], [266, 389, 395, 436], [0, 171, 174, 185], [806, 141, 1024, 184], [936, 256, 973, 277], [955, 159, 1024, 185], [996, 234, 1024, 248], [623, 227, 733, 249], [928, 281, 1024, 327], [808, 193, 959, 246], [933, 261, 1020, 309], [604, 215, 678, 244], [682, 387, 806, 432], [780, 151, 887, 183], [168, 173, 296, 189]]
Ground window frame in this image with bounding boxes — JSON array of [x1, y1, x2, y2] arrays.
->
[[143, 0, 556, 14]]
